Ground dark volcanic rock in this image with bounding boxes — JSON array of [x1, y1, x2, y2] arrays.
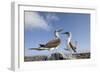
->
[[49, 52, 66, 60], [24, 55, 47, 61], [24, 52, 90, 62], [74, 52, 90, 59]]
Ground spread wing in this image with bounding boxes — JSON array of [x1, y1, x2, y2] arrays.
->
[[45, 38, 61, 48]]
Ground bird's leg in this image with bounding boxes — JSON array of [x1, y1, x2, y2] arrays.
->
[[68, 49, 73, 59], [48, 53, 51, 60], [55, 47, 58, 53], [71, 50, 73, 59], [47, 49, 53, 59], [59, 50, 67, 59]]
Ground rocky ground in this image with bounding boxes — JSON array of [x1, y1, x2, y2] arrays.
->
[[24, 52, 90, 62]]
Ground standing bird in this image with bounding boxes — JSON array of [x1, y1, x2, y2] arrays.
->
[[62, 32, 77, 53], [30, 29, 62, 52]]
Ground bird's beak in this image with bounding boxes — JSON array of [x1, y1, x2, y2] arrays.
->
[[57, 29, 63, 32], [61, 32, 69, 34], [61, 32, 66, 34]]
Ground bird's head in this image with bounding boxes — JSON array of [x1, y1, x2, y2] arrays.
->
[[54, 29, 63, 38]]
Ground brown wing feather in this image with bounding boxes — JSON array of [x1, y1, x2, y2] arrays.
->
[[69, 42, 76, 52], [45, 38, 61, 48]]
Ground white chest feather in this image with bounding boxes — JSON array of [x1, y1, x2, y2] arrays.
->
[[55, 32, 60, 38], [67, 36, 71, 44]]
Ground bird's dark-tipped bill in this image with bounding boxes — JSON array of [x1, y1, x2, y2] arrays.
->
[[57, 29, 63, 32], [62, 32, 69, 34]]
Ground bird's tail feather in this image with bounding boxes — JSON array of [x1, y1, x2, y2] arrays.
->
[[72, 48, 76, 52], [39, 44, 45, 47]]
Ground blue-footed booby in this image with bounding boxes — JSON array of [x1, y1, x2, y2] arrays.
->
[[29, 29, 62, 51], [62, 32, 77, 53]]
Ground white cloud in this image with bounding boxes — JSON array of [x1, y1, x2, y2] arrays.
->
[[25, 11, 50, 31], [45, 13, 59, 23], [25, 11, 59, 31]]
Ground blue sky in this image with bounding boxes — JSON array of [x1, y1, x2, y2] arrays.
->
[[24, 11, 90, 56]]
